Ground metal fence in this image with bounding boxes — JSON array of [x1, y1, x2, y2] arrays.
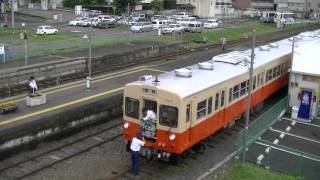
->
[[235, 96, 320, 179]]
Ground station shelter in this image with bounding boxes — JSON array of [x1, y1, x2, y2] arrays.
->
[[289, 30, 320, 121]]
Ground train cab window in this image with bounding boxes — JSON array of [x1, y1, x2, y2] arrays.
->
[[197, 100, 207, 119], [253, 76, 256, 90], [220, 90, 225, 107], [159, 105, 178, 128], [186, 104, 191, 123], [125, 97, 140, 119], [208, 97, 213, 114], [215, 93, 219, 110]]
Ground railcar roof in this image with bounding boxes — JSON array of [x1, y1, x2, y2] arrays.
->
[[129, 29, 320, 98], [291, 30, 320, 76]]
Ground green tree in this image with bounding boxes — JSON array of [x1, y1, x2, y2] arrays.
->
[[150, 0, 163, 14], [163, 0, 176, 9], [113, 0, 141, 13]]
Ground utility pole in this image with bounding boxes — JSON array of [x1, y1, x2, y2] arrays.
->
[[127, 2, 130, 41], [11, 0, 14, 28], [87, 17, 92, 89], [241, 30, 256, 166]]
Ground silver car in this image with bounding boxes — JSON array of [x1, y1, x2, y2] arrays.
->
[[130, 22, 153, 32]]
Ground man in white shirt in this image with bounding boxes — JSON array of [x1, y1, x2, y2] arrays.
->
[[143, 108, 156, 121], [28, 76, 38, 95], [130, 132, 145, 176]]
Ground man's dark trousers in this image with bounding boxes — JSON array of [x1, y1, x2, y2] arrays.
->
[[131, 151, 139, 175]]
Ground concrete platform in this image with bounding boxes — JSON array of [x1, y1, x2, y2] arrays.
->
[[0, 66, 166, 153]]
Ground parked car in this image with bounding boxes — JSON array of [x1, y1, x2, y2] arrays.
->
[[96, 20, 116, 29], [152, 19, 166, 29], [130, 22, 153, 32], [185, 21, 204, 33], [97, 15, 116, 23], [117, 17, 129, 24], [162, 24, 184, 34], [36, 25, 58, 35], [68, 18, 85, 26], [204, 19, 219, 28]]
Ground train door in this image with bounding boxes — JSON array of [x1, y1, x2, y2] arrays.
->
[[185, 103, 192, 145], [141, 99, 157, 141], [220, 88, 227, 124]]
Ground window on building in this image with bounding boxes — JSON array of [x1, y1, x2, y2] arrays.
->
[[125, 97, 140, 119], [197, 100, 207, 119], [159, 105, 178, 128]]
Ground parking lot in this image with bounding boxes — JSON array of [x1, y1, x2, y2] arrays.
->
[[246, 117, 320, 179]]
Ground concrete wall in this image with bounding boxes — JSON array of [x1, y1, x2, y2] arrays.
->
[[0, 42, 188, 90], [0, 94, 123, 157]]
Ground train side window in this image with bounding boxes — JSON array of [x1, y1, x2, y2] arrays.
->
[[197, 100, 207, 120], [232, 84, 240, 100], [159, 105, 178, 128], [281, 64, 284, 75], [266, 69, 272, 82], [260, 72, 264, 85], [186, 104, 191, 123], [277, 65, 281, 76], [240, 81, 247, 96], [208, 97, 213, 114], [215, 93, 219, 110], [257, 74, 260, 87], [253, 76, 256, 90], [272, 67, 277, 78], [220, 90, 225, 107], [229, 88, 233, 103], [125, 97, 140, 119]]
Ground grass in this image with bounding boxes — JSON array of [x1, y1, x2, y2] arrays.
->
[[183, 21, 315, 47], [218, 161, 300, 180], [0, 27, 79, 44]]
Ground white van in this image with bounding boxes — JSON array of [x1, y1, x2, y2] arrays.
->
[[173, 12, 189, 19], [152, 19, 166, 29], [185, 21, 203, 33], [274, 12, 295, 26]]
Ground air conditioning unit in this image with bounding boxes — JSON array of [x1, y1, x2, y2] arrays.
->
[[175, 68, 192, 78]]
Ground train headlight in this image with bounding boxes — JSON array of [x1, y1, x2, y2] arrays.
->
[[169, 134, 176, 141], [123, 122, 129, 129]]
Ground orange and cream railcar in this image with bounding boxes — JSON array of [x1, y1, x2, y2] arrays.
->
[[123, 38, 294, 161]]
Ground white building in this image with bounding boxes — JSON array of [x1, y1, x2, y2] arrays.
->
[[176, 0, 235, 18], [289, 30, 320, 121]]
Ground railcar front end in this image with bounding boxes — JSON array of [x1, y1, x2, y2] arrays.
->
[[123, 82, 187, 161]]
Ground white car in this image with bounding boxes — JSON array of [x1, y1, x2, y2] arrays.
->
[[97, 15, 116, 23], [204, 19, 219, 28], [68, 18, 84, 26], [130, 22, 153, 32], [36, 26, 58, 35], [162, 24, 184, 34]]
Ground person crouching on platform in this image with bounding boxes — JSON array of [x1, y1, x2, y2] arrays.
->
[[28, 76, 38, 96], [130, 132, 145, 176]]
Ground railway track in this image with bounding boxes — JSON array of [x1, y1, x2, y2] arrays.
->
[[0, 122, 123, 179], [0, 24, 318, 99]]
